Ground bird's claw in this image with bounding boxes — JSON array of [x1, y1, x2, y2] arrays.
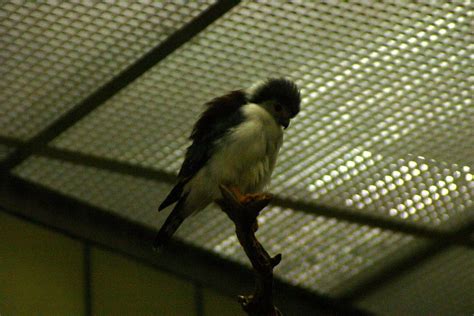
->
[[240, 193, 272, 205]]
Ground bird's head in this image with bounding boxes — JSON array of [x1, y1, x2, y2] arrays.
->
[[248, 78, 301, 129]]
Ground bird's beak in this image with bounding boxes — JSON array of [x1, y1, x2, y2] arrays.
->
[[279, 117, 290, 129]]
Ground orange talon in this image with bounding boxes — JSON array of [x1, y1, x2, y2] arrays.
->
[[241, 193, 262, 204], [223, 186, 271, 206], [226, 185, 247, 204]]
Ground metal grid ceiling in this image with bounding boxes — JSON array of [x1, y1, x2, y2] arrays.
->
[[1, 0, 473, 312], [50, 1, 473, 230], [14, 155, 172, 229], [358, 247, 474, 315], [13, 155, 426, 296], [177, 206, 424, 296], [0, 1, 215, 139]]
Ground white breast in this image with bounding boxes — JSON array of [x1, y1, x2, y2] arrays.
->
[[208, 103, 283, 194], [182, 104, 283, 217]]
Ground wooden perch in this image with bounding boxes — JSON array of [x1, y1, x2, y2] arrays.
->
[[217, 185, 282, 316]]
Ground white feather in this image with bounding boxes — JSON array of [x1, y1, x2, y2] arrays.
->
[[182, 103, 283, 217]]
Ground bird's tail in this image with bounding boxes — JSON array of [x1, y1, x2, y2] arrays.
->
[[153, 203, 185, 250]]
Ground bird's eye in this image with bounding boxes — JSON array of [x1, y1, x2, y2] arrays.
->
[[275, 104, 282, 112]]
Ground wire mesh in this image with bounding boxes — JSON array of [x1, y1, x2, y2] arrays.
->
[[50, 1, 473, 229], [0, 1, 215, 139], [13, 156, 173, 228], [178, 204, 426, 296]]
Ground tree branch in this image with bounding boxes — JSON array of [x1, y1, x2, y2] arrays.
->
[[217, 185, 282, 316]]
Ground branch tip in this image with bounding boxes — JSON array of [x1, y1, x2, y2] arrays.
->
[[271, 254, 282, 267]]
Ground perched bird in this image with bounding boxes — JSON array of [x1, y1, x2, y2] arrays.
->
[[154, 78, 301, 249]]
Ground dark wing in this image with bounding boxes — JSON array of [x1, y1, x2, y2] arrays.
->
[[158, 90, 247, 211]]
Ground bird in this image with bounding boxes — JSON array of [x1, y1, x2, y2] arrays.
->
[[154, 78, 301, 249]]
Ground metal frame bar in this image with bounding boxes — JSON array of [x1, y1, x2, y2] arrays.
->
[[1, 0, 241, 171], [0, 174, 370, 315], [0, 135, 23, 148], [83, 243, 92, 316], [194, 282, 204, 316]]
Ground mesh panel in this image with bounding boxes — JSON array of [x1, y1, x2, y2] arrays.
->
[[13, 156, 173, 228], [52, 1, 473, 229], [272, 154, 473, 230], [0, 1, 215, 139], [14, 156, 425, 296], [358, 247, 474, 315], [179, 205, 425, 296]]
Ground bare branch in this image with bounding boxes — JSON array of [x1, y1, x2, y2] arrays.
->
[[217, 185, 282, 316]]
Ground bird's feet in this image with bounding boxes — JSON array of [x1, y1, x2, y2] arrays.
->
[[227, 186, 272, 205], [241, 193, 264, 204], [226, 186, 247, 203], [223, 186, 273, 232]]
